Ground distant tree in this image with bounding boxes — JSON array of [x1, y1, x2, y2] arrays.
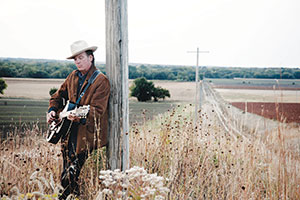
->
[[282, 72, 294, 79], [49, 87, 58, 96], [130, 77, 170, 102], [2, 57, 300, 80], [129, 65, 139, 79], [152, 86, 170, 102], [32, 70, 49, 78], [152, 71, 168, 80], [294, 70, 300, 79], [0, 66, 17, 77], [0, 78, 7, 95], [50, 67, 72, 78], [130, 77, 154, 101], [167, 73, 176, 80]]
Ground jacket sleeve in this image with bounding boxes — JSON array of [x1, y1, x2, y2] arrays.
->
[[87, 76, 110, 125], [48, 75, 70, 112]]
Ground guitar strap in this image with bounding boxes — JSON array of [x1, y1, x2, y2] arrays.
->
[[63, 70, 100, 140], [75, 70, 101, 105]]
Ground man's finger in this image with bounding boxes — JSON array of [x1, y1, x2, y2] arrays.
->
[[47, 111, 57, 124]]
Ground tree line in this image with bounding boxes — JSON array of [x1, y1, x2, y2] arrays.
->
[[1, 58, 300, 80]]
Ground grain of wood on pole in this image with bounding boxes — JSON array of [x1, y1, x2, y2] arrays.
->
[[105, 0, 129, 171]]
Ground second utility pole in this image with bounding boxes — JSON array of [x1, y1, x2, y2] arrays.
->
[[187, 48, 209, 124]]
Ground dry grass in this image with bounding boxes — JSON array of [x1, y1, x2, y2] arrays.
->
[[0, 125, 63, 199], [130, 103, 300, 199], [1, 102, 299, 199]]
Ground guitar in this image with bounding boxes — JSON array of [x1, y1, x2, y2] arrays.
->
[[46, 101, 90, 144]]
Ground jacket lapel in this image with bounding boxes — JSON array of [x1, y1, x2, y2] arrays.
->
[[79, 65, 97, 96], [69, 74, 79, 103]]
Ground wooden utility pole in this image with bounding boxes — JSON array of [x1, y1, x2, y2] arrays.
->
[[105, 0, 129, 171], [187, 48, 209, 123]]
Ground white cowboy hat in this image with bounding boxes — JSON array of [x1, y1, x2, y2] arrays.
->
[[67, 40, 97, 59]]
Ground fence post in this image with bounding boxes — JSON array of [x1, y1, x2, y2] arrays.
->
[[105, 0, 129, 171]]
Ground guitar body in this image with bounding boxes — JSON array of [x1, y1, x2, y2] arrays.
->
[[46, 118, 72, 144], [46, 101, 90, 144]]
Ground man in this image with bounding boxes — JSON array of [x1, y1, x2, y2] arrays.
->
[[47, 40, 110, 199]]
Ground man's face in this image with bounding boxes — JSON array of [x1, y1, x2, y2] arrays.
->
[[73, 52, 93, 74]]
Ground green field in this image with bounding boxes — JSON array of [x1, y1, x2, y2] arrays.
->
[[0, 98, 48, 134], [0, 98, 177, 135]]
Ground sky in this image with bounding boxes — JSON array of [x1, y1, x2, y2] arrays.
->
[[0, 0, 300, 68]]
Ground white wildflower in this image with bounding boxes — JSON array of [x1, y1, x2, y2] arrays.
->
[[113, 173, 123, 180], [117, 191, 123, 196], [160, 187, 170, 194], [95, 191, 103, 200], [102, 188, 112, 195], [114, 169, 121, 173], [98, 166, 169, 199], [155, 195, 165, 200], [100, 169, 112, 175], [99, 175, 107, 179]]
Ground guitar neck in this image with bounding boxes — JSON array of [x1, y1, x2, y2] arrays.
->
[[59, 105, 89, 119], [59, 111, 70, 119]]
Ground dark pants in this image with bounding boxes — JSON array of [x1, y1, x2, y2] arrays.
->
[[59, 123, 88, 199]]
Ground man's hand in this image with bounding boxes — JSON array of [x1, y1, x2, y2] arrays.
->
[[67, 114, 80, 122], [47, 111, 57, 124]]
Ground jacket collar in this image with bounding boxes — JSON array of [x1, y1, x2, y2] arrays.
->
[[78, 65, 97, 94], [85, 65, 97, 80]]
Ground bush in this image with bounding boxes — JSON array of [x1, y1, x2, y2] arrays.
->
[[130, 77, 170, 102], [49, 87, 58, 96], [152, 86, 170, 102], [130, 77, 154, 102], [0, 78, 7, 95]]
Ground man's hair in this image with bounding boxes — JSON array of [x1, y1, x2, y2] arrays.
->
[[85, 50, 95, 66]]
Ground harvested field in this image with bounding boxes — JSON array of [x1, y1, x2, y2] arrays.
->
[[214, 85, 300, 90], [3, 78, 195, 102], [231, 102, 300, 123], [208, 78, 300, 90], [216, 88, 300, 102], [2, 78, 64, 100]]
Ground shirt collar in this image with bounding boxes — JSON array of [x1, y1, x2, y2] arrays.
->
[[76, 70, 88, 79], [76, 65, 94, 78]]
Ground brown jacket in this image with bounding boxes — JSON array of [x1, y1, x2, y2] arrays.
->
[[49, 66, 110, 154]]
